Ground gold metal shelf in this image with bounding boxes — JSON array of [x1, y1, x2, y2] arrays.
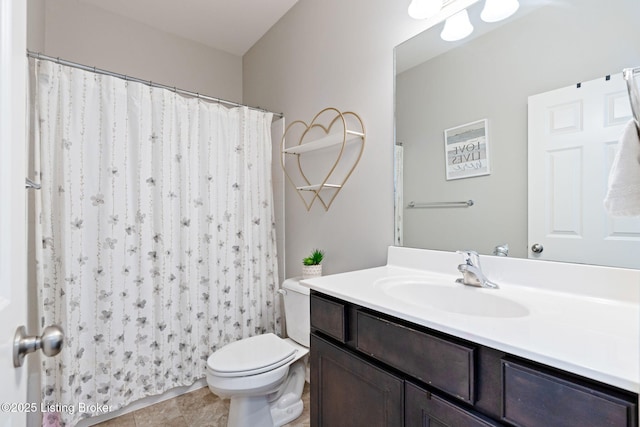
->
[[296, 184, 342, 191], [282, 130, 365, 155], [281, 108, 365, 211]]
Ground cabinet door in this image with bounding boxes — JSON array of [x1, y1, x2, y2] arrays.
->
[[311, 334, 404, 427], [406, 382, 502, 427]]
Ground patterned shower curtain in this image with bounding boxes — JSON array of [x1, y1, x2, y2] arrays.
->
[[394, 144, 404, 246], [32, 59, 281, 425]]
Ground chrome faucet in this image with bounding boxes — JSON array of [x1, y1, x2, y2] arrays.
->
[[456, 250, 498, 289]]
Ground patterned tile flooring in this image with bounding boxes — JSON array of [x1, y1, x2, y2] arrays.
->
[[95, 383, 310, 427]]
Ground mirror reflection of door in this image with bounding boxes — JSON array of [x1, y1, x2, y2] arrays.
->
[[395, 0, 640, 266], [528, 73, 640, 269]]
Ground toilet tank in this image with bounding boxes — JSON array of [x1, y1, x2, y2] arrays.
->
[[281, 277, 310, 347]]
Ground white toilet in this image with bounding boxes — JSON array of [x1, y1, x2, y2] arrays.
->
[[206, 278, 310, 427]]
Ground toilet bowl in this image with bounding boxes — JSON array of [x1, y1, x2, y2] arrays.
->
[[206, 278, 310, 427]]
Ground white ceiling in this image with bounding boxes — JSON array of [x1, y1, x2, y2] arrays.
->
[[79, 0, 299, 56]]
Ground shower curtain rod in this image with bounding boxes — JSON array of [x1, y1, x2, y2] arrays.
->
[[27, 50, 284, 119]]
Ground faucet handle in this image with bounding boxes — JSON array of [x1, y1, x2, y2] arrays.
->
[[456, 250, 479, 266]]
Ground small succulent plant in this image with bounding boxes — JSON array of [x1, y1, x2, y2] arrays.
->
[[303, 249, 324, 266]]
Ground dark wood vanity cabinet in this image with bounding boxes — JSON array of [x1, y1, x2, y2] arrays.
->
[[310, 291, 638, 427]]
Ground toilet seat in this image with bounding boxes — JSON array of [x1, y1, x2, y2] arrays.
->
[[207, 333, 297, 378]]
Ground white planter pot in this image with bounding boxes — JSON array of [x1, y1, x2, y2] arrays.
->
[[302, 264, 322, 279]]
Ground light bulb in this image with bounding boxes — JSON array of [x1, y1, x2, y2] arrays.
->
[[440, 9, 474, 42], [481, 0, 520, 23], [408, 0, 443, 20]]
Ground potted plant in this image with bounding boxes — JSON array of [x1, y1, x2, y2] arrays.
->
[[302, 249, 324, 279]]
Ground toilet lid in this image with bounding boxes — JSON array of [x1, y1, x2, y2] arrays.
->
[[207, 333, 297, 377]]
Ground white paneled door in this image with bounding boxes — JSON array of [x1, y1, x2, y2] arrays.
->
[[528, 73, 640, 268], [0, 0, 28, 425]]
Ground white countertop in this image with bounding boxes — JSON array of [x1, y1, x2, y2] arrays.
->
[[302, 247, 640, 393]]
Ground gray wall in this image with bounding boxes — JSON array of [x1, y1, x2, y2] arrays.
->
[[29, 0, 242, 102], [397, 0, 640, 258], [243, 0, 433, 277]]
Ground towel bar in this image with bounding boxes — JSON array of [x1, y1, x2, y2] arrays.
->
[[407, 200, 474, 208]]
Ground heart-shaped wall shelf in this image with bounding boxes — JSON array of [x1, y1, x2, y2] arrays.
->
[[281, 108, 365, 211]]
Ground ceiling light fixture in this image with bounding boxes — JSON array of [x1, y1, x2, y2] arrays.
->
[[408, 0, 520, 42], [440, 9, 474, 42], [408, 0, 443, 20], [480, 0, 520, 23]]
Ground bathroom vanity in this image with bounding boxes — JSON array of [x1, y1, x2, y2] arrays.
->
[[304, 247, 639, 426]]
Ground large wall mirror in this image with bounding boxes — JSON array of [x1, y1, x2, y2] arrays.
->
[[395, 0, 640, 268]]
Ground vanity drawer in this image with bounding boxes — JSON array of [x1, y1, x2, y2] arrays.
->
[[502, 359, 637, 427], [356, 310, 476, 403], [406, 382, 502, 427], [310, 293, 347, 343]]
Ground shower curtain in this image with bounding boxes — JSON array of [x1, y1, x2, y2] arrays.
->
[[394, 144, 404, 246], [32, 59, 281, 425]]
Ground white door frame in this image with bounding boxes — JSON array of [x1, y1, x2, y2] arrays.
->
[[0, 0, 28, 425]]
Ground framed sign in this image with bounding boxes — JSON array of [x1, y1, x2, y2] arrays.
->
[[444, 119, 490, 180]]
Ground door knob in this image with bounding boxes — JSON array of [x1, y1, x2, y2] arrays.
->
[[531, 243, 544, 254], [13, 325, 64, 368]]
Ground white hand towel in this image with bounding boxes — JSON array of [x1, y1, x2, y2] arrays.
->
[[604, 119, 640, 216]]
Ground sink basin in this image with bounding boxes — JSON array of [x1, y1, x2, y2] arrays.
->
[[374, 276, 529, 318]]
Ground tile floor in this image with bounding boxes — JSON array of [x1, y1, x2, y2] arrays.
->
[[94, 383, 310, 427]]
